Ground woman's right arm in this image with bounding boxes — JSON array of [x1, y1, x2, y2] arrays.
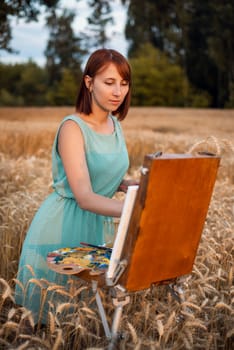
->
[[58, 120, 123, 217]]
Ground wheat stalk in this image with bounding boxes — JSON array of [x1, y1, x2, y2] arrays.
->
[[52, 328, 64, 350], [15, 341, 30, 350], [127, 321, 138, 344]]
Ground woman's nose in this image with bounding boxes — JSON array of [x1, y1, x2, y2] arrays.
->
[[113, 84, 121, 96]]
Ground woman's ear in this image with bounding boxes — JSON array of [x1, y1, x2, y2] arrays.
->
[[84, 75, 93, 92]]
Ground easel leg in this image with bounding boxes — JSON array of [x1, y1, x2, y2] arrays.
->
[[108, 302, 124, 349], [166, 282, 191, 322], [108, 287, 130, 350], [91, 280, 111, 339], [166, 283, 185, 304], [92, 281, 130, 350], [91, 281, 130, 349]]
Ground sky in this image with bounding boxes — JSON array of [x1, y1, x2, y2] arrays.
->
[[0, 0, 128, 66]]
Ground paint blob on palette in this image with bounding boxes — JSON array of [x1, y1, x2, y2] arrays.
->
[[47, 246, 112, 271]]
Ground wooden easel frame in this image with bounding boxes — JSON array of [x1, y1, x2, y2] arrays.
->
[[47, 152, 220, 349]]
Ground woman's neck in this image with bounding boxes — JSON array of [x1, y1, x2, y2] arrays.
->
[[79, 112, 114, 134]]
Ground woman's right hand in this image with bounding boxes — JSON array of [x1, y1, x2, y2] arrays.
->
[[118, 179, 140, 193]]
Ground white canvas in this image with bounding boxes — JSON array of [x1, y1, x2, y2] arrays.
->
[[106, 185, 139, 282]]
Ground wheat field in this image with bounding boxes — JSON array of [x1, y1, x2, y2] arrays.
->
[[0, 107, 233, 349]]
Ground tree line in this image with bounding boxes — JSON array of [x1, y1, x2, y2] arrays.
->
[[0, 0, 233, 108]]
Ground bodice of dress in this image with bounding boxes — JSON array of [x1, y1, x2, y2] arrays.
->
[[52, 114, 129, 199]]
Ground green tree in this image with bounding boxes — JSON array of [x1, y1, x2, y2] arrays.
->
[[20, 61, 47, 105], [208, 1, 234, 107], [0, 88, 24, 106], [84, 0, 114, 49], [45, 9, 84, 87], [183, 0, 234, 107], [0, 0, 60, 52], [46, 68, 78, 105], [0, 62, 25, 103], [122, 0, 234, 107], [130, 44, 189, 106], [0, 61, 47, 106], [123, 0, 182, 60]]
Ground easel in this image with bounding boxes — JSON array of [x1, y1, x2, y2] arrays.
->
[[47, 152, 220, 349]]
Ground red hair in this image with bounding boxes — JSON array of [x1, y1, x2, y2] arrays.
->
[[76, 49, 132, 121]]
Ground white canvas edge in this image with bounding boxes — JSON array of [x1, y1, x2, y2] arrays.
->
[[106, 185, 139, 281]]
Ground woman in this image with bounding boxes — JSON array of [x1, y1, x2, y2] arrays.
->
[[15, 48, 134, 324]]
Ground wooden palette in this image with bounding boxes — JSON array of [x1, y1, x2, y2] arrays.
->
[[47, 246, 111, 281]]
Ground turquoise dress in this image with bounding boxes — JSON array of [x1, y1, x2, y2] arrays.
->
[[15, 114, 129, 324]]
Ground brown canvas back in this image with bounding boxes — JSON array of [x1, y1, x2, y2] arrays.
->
[[119, 153, 220, 291]]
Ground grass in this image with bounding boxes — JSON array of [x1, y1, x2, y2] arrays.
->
[[0, 107, 233, 349]]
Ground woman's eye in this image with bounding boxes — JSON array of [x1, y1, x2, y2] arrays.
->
[[104, 80, 129, 86]]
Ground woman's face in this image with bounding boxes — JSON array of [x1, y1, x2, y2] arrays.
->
[[86, 63, 129, 114]]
